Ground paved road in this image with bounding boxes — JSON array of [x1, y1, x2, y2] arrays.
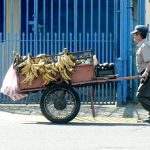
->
[[1, 110, 150, 150]]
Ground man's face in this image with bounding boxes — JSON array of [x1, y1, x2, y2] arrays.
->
[[133, 33, 143, 43]]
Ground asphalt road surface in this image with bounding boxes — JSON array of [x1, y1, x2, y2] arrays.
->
[[1, 111, 150, 150]]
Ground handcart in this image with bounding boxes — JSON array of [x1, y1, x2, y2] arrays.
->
[[15, 50, 142, 124]]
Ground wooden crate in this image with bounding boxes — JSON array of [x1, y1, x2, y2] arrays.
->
[[71, 64, 94, 83], [17, 49, 94, 92], [18, 75, 45, 93]]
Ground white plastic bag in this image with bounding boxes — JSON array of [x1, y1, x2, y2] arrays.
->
[[0, 64, 28, 100]]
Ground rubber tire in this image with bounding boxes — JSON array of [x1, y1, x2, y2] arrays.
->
[[40, 83, 80, 124]]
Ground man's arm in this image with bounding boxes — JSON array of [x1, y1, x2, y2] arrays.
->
[[142, 61, 150, 80]]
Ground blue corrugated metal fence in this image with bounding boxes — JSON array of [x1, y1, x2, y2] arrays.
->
[[0, 0, 145, 104]]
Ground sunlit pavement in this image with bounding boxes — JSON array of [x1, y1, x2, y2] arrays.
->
[[0, 103, 149, 124]]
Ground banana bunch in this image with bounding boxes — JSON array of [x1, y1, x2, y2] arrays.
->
[[55, 50, 75, 84], [33, 54, 58, 85], [16, 55, 38, 85], [15, 49, 77, 85], [34, 54, 51, 64], [36, 60, 58, 85]]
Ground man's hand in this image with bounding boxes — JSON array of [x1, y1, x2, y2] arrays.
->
[[142, 71, 149, 81], [141, 61, 150, 82]]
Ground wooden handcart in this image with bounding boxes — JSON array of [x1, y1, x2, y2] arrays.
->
[[16, 50, 142, 124]]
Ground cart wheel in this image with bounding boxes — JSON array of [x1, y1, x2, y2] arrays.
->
[[40, 83, 80, 123]]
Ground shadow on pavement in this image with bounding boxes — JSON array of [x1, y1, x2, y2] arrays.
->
[[122, 104, 137, 118], [105, 107, 122, 117], [23, 121, 150, 126]]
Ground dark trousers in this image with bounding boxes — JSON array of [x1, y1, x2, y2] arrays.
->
[[138, 97, 150, 113], [137, 72, 150, 114]]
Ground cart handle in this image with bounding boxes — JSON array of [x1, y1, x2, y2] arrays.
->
[[72, 75, 143, 86], [115, 75, 143, 81]]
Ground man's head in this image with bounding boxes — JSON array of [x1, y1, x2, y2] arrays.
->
[[131, 25, 148, 43]]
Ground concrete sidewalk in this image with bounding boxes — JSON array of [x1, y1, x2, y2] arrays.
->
[[0, 103, 148, 121]]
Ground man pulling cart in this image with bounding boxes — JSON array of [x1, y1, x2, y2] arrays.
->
[[0, 46, 146, 123]]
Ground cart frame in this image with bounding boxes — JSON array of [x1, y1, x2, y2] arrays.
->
[[15, 49, 142, 123]]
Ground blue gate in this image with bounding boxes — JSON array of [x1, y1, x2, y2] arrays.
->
[[0, 0, 145, 104]]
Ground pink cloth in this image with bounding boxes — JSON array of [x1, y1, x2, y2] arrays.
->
[[0, 64, 28, 101]]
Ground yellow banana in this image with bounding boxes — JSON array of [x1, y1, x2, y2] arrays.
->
[[47, 74, 56, 81], [63, 69, 71, 80], [51, 63, 59, 72], [65, 69, 73, 77], [28, 72, 35, 85], [33, 61, 45, 67], [42, 73, 56, 85], [61, 56, 71, 68], [64, 80, 69, 84], [43, 80, 49, 85], [16, 61, 26, 68], [59, 71, 68, 80], [64, 55, 75, 67], [42, 74, 50, 85], [55, 62, 63, 71], [47, 70, 57, 76], [38, 67, 45, 74], [20, 63, 31, 74], [45, 64, 52, 68], [30, 66, 38, 77], [57, 56, 65, 69], [66, 67, 74, 73], [21, 71, 34, 84]]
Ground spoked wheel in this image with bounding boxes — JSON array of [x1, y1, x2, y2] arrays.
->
[[40, 83, 80, 123]]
